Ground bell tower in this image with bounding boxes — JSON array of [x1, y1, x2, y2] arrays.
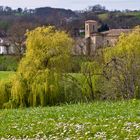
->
[[85, 20, 98, 38]]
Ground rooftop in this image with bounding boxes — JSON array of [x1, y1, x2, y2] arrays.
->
[[85, 20, 97, 23], [101, 29, 132, 36]]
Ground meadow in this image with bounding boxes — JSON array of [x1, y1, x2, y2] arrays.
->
[[0, 100, 140, 139]]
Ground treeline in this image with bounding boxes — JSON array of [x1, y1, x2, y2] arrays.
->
[[0, 6, 77, 33], [0, 5, 140, 35]]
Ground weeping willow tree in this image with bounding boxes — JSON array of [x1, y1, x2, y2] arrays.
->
[[10, 26, 73, 107]]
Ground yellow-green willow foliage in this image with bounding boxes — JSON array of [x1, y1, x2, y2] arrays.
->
[[103, 26, 140, 99], [11, 26, 73, 107], [0, 80, 12, 108]]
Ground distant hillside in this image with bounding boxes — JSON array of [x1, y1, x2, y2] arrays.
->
[[35, 7, 77, 18], [0, 5, 140, 36], [98, 11, 140, 29]]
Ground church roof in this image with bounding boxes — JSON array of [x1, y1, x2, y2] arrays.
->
[[85, 20, 97, 23], [101, 29, 132, 36]]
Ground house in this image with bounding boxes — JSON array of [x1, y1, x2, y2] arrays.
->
[[0, 31, 7, 54], [0, 31, 15, 55]]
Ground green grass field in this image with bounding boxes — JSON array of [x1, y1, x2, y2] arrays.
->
[[0, 71, 15, 80], [126, 12, 140, 18], [0, 100, 140, 139], [97, 11, 140, 21], [98, 13, 109, 20]]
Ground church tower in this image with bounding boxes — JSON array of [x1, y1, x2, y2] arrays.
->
[[85, 20, 98, 38]]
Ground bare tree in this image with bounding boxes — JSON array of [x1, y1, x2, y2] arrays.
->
[[8, 22, 37, 58], [103, 55, 140, 99]]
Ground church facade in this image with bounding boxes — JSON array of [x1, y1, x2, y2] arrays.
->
[[74, 20, 132, 55]]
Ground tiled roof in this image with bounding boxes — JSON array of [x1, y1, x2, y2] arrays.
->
[[85, 20, 97, 23], [101, 29, 132, 36]]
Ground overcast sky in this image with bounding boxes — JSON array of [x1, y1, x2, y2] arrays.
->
[[0, 0, 140, 10]]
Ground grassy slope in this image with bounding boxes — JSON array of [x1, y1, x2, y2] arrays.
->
[[98, 13, 109, 20], [0, 100, 140, 139], [126, 12, 140, 18], [0, 71, 15, 80], [98, 11, 140, 21]]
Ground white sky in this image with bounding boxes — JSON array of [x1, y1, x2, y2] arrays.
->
[[0, 0, 140, 10]]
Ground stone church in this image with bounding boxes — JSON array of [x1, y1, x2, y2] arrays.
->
[[74, 20, 131, 55]]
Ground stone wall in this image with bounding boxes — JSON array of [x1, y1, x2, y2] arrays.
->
[[103, 36, 119, 46]]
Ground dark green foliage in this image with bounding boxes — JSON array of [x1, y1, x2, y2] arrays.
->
[[98, 23, 109, 32], [0, 55, 19, 71], [69, 55, 93, 72], [0, 21, 10, 31]]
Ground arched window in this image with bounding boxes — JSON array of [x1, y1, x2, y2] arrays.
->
[[107, 40, 109, 46], [93, 25, 95, 31]]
